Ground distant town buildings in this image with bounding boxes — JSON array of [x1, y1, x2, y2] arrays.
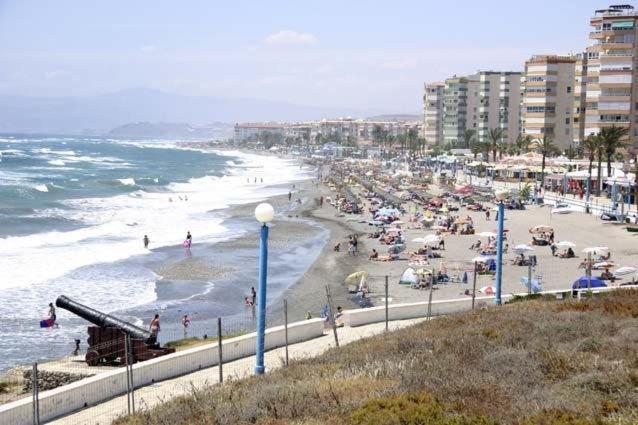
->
[[233, 118, 420, 147]]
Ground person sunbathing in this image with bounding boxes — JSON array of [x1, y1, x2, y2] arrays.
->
[[369, 249, 379, 260]]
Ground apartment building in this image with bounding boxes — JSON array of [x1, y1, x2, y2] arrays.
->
[[234, 122, 284, 144], [585, 4, 638, 150], [477, 71, 522, 145], [442, 75, 479, 146], [522, 55, 578, 149], [422, 82, 445, 145]]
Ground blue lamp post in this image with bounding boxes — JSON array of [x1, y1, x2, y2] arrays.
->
[[254, 202, 274, 375], [494, 190, 507, 305]]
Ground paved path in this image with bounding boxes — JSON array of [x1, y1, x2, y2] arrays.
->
[[49, 318, 425, 425]]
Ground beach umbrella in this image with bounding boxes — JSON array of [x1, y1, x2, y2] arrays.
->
[[412, 237, 427, 243], [479, 231, 497, 238], [529, 225, 553, 234], [555, 241, 576, 248], [514, 244, 534, 253], [593, 261, 614, 270], [614, 266, 638, 277], [472, 256, 494, 263], [345, 271, 369, 285], [582, 247, 609, 255], [439, 206, 449, 213], [572, 276, 606, 289], [416, 268, 433, 276], [392, 220, 405, 225], [369, 220, 384, 226], [423, 234, 441, 244], [479, 285, 495, 295]]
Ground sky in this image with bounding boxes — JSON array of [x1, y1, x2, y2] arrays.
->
[[0, 0, 613, 112]]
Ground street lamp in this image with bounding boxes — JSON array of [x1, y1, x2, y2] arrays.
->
[[494, 189, 508, 305], [254, 202, 274, 375]]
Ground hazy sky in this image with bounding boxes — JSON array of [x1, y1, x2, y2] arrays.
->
[[0, 0, 610, 111]]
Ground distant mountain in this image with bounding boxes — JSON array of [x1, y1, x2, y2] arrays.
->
[[107, 121, 233, 139], [366, 114, 421, 121], [0, 88, 386, 135]]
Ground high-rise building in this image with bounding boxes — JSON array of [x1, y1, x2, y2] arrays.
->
[[477, 71, 522, 145], [585, 4, 638, 150], [422, 82, 445, 145], [443, 75, 479, 147], [522, 55, 578, 149]]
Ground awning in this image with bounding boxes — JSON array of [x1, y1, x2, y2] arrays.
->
[[612, 21, 634, 29]]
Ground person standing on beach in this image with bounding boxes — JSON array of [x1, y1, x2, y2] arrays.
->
[[143, 235, 150, 249], [186, 231, 192, 243], [288, 191, 292, 201], [149, 314, 160, 342], [182, 314, 191, 337], [251, 287, 257, 306]]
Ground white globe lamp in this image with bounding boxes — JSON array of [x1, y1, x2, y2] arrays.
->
[[255, 202, 275, 224]]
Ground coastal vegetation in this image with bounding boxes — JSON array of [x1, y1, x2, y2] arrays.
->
[[116, 290, 638, 425]]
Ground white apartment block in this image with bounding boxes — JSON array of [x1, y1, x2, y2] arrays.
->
[[422, 82, 445, 145], [477, 71, 522, 145], [585, 4, 638, 150]]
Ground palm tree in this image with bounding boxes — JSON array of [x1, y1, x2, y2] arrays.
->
[[581, 135, 601, 194], [599, 125, 629, 178], [514, 134, 531, 156], [463, 129, 476, 149], [529, 135, 559, 187], [486, 128, 504, 162], [470, 139, 483, 160], [565, 144, 578, 161], [496, 139, 509, 160], [371, 125, 383, 148]]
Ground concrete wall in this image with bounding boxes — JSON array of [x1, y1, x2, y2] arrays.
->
[[0, 318, 325, 425]]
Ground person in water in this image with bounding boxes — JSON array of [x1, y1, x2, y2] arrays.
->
[[182, 314, 191, 336], [186, 231, 192, 242], [48, 302, 57, 325], [251, 286, 257, 305], [143, 235, 150, 248]]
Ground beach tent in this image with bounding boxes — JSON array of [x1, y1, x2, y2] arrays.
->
[[520, 277, 542, 293], [582, 247, 609, 255], [399, 267, 419, 285], [345, 271, 369, 285], [572, 276, 607, 290], [556, 241, 576, 248]]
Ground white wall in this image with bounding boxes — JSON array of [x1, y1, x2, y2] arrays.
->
[[0, 318, 325, 425]]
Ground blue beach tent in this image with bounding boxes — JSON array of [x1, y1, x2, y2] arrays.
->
[[572, 276, 606, 290]]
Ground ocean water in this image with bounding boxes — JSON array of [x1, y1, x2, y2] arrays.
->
[[0, 135, 313, 371]]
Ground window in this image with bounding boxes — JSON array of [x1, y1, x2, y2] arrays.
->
[[565, 128, 570, 136], [565, 118, 570, 124], [567, 86, 572, 93]]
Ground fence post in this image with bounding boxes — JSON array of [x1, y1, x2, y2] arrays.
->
[[427, 271, 436, 320], [527, 264, 532, 296], [472, 263, 477, 310], [325, 285, 339, 347], [32, 363, 40, 425], [217, 317, 223, 383], [384, 276, 389, 332], [124, 334, 132, 415], [284, 299, 289, 366], [126, 334, 135, 414]]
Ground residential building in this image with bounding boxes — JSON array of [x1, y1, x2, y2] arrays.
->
[[442, 75, 479, 147], [585, 4, 638, 150], [477, 71, 522, 145], [234, 123, 284, 145], [522, 55, 578, 149], [422, 82, 445, 145]]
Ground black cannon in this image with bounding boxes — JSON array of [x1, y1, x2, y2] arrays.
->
[[56, 295, 174, 366]]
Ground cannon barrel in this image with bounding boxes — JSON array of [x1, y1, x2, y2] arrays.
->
[[56, 295, 152, 341]]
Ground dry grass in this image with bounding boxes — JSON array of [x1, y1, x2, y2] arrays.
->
[[116, 290, 638, 425]]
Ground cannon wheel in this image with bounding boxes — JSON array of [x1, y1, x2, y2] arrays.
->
[[85, 349, 101, 366]]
